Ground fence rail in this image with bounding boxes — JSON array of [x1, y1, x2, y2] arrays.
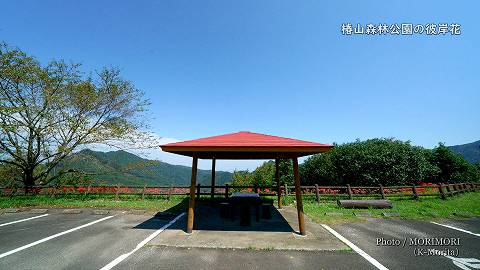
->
[[1, 182, 478, 200]]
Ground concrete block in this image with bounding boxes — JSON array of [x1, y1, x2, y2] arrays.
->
[[92, 210, 110, 215], [453, 212, 473, 218], [62, 209, 82, 214], [324, 212, 343, 216], [353, 212, 372, 217], [30, 209, 48, 214], [382, 212, 400, 217]]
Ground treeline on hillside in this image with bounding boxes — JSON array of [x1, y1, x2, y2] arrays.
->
[[231, 139, 480, 187]]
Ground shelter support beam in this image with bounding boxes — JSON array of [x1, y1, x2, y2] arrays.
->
[[293, 158, 306, 235], [187, 157, 198, 234], [211, 158, 216, 199], [276, 159, 282, 209]]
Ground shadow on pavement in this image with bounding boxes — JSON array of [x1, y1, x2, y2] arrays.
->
[[133, 197, 294, 233]]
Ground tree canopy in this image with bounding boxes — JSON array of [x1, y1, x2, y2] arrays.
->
[[301, 139, 439, 186], [230, 159, 293, 187], [0, 42, 149, 188], [432, 143, 480, 183], [229, 139, 480, 187]]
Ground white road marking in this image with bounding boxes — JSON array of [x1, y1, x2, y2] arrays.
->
[[447, 256, 480, 270], [431, 222, 480, 237], [99, 212, 185, 270], [430, 248, 480, 270], [0, 215, 114, 259], [321, 224, 389, 270], [0, 214, 49, 227]]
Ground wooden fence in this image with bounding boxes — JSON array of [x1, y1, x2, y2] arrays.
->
[[1, 182, 478, 200]]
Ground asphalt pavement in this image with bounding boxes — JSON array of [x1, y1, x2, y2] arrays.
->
[[114, 246, 374, 270], [0, 209, 171, 270], [0, 208, 478, 270], [331, 218, 480, 270]]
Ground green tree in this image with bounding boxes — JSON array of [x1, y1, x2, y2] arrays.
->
[[0, 163, 22, 188], [300, 153, 336, 185], [252, 160, 275, 186], [278, 159, 294, 186], [332, 139, 438, 185], [252, 159, 294, 186], [301, 139, 437, 186], [432, 143, 479, 182], [419, 147, 441, 183], [230, 159, 294, 187], [230, 170, 254, 186], [0, 43, 149, 189]]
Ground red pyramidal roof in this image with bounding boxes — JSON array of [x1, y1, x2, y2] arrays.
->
[[161, 131, 332, 159]]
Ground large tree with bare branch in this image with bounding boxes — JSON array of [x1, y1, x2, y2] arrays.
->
[[0, 42, 149, 188]]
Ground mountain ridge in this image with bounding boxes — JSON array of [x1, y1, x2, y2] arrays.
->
[[57, 149, 232, 186], [448, 140, 480, 164]]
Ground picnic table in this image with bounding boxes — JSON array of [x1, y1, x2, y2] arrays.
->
[[228, 192, 261, 226], [230, 192, 260, 198]]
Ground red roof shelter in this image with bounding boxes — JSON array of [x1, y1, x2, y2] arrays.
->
[[161, 131, 333, 235]]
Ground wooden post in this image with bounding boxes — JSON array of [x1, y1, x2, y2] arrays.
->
[[446, 184, 453, 196], [292, 158, 305, 236], [276, 159, 282, 209], [167, 185, 173, 201], [141, 184, 147, 200], [284, 184, 289, 196], [115, 184, 120, 200], [346, 184, 353, 200], [196, 184, 201, 199], [438, 183, 446, 199], [225, 184, 229, 199], [379, 184, 385, 199], [211, 158, 216, 199], [50, 186, 56, 198], [452, 184, 458, 195], [85, 185, 91, 196], [315, 184, 320, 204], [254, 184, 259, 194], [187, 157, 198, 234], [412, 184, 419, 199]]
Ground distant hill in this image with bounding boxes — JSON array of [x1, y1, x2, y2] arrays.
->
[[57, 149, 232, 186], [448, 140, 480, 164]]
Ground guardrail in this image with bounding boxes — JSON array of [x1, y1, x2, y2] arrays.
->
[[1, 182, 478, 200]]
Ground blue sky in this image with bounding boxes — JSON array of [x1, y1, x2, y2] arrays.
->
[[1, 1, 478, 170]]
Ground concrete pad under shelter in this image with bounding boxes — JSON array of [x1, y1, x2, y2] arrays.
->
[[148, 205, 347, 251]]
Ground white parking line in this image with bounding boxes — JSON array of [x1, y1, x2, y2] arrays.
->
[[99, 212, 185, 270], [431, 222, 480, 237], [0, 215, 115, 259], [0, 214, 49, 227], [321, 224, 389, 270]]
